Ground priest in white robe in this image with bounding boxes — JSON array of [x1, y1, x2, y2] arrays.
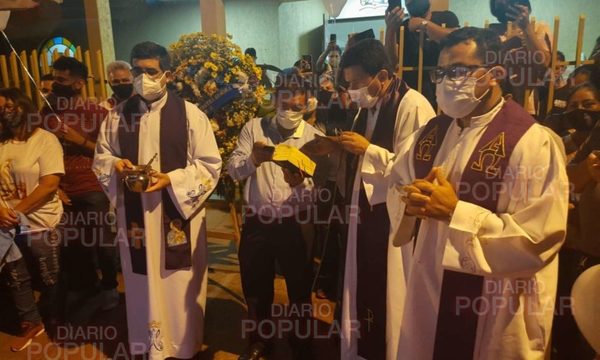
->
[[331, 39, 435, 360], [387, 28, 568, 359], [93, 42, 221, 360]]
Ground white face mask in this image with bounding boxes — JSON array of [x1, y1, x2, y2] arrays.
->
[[436, 70, 492, 119], [134, 73, 167, 101], [347, 86, 379, 109], [276, 109, 304, 130]]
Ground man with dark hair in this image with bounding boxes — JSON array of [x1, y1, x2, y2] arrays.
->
[[488, 0, 553, 115], [385, 0, 460, 107], [102, 60, 134, 110], [318, 38, 435, 359], [41, 56, 115, 326], [540, 51, 570, 117], [245, 47, 257, 63], [228, 67, 325, 360], [93, 41, 222, 359], [39, 73, 54, 96], [387, 27, 568, 359]]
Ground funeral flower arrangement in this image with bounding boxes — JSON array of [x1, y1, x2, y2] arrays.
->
[[170, 33, 265, 201]]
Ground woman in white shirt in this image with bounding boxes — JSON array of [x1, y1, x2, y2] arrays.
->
[[0, 88, 64, 351]]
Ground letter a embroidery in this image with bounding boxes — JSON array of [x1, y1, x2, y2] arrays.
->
[[471, 132, 506, 177]]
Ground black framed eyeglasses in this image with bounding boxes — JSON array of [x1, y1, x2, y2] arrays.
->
[[131, 66, 162, 77], [429, 65, 489, 84]]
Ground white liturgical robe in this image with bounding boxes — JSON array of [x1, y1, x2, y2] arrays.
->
[[386, 99, 569, 359], [340, 88, 435, 360], [93, 94, 222, 360]]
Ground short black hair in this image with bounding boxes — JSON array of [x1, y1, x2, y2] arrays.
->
[[568, 81, 600, 104], [557, 51, 566, 62], [339, 39, 394, 76], [130, 41, 171, 71], [52, 56, 88, 79], [245, 48, 257, 58], [40, 74, 54, 81], [571, 64, 600, 88], [490, 0, 532, 16], [440, 27, 502, 66]]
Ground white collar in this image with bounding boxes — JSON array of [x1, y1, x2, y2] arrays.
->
[[460, 98, 505, 129], [141, 92, 169, 113]]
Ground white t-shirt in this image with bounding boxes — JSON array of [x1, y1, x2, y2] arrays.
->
[[0, 129, 65, 230]]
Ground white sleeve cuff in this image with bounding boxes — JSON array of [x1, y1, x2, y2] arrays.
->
[[361, 143, 392, 176], [449, 200, 492, 236]]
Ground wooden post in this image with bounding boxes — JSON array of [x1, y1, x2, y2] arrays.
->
[[417, 30, 425, 93], [380, 28, 385, 44], [40, 53, 50, 76], [9, 52, 19, 89], [30, 49, 43, 109], [84, 50, 95, 99], [546, 17, 560, 115], [397, 26, 405, 80], [484, 20, 490, 29], [19, 51, 32, 99], [75, 47, 88, 99], [75, 46, 83, 62], [96, 50, 107, 100], [575, 15, 585, 67], [0, 55, 9, 88], [229, 203, 241, 245]]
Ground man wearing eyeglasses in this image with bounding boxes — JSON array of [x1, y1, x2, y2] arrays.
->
[[228, 68, 326, 360], [93, 41, 222, 360], [387, 27, 568, 359]]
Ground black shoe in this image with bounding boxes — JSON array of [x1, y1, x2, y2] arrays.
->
[[238, 341, 267, 360]]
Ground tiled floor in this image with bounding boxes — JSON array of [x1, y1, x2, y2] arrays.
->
[[0, 205, 337, 360]]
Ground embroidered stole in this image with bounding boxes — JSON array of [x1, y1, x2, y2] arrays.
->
[[118, 92, 192, 275], [412, 99, 535, 359]]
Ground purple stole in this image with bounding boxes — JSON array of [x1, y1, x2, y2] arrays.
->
[[118, 92, 192, 275], [345, 77, 409, 359], [412, 100, 535, 359]]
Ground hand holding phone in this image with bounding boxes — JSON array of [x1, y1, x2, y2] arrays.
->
[[251, 142, 274, 166]]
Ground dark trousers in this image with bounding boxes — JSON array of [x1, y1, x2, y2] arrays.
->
[[2, 229, 61, 324], [314, 181, 342, 296], [356, 188, 390, 360], [239, 213, 313, 345], [552, 247, 599, 360], [61, 191, 117, 292]]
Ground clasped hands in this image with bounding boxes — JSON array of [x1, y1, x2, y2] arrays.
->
[[402, 167, 458, 222]]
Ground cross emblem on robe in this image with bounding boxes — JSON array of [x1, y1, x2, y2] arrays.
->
[[365, 308, 374, 333]]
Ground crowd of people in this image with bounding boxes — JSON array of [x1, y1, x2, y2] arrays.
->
[[0, 0, 600, 359]]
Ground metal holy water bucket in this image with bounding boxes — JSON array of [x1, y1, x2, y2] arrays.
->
[[122, 166, 152, 193]]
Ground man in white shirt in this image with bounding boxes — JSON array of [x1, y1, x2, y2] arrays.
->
[[228, 67, 325, 360]]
